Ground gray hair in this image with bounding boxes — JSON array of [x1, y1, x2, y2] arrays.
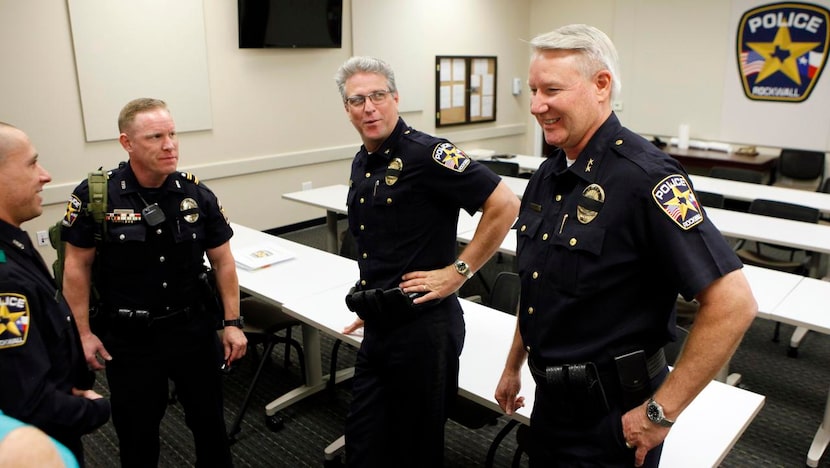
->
[[530, 24, 621, 101], [334, 56, 398, 100], [0, 122, 20, 164]]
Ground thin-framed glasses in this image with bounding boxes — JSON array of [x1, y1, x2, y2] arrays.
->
[[345, 90, 392, 108]]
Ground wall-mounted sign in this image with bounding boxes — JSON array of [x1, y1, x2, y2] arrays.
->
[[737, 2, 830, 102]]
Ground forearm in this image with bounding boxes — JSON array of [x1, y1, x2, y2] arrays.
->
[[503, 317, 527, 372], [460, 182, 519, 272]]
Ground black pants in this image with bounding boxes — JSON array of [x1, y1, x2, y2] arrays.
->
[[103, 314, 232, 468], [528, 367, 668, 467], [345, 301, 465, 468]]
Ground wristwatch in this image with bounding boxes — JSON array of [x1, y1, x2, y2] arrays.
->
[[222, 317, 245, 329], [646, 397, 675, 427], [454, 259, 473, 279]]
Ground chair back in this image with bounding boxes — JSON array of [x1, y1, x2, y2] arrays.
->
[[694, 190, 724, 208], [489, 272, 520, 315], [819, 177, 830, 194], [748, 199, 820, 224], [664, 325, 690, 366], [479, 159, 520, 177], [708, 166, 764, 184]]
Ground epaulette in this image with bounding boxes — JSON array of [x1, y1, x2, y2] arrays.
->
[[178, 172, 201, 185]]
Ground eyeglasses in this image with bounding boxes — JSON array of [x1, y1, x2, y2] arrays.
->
[[345, 90, 392, 108]]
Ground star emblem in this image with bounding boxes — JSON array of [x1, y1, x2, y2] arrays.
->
[[747, 22, 820, 85], [0, 303, 25, 337], [663, 186, 699, 220]]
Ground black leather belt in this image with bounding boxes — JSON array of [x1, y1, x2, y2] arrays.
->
[[528, 349, 666, 382]]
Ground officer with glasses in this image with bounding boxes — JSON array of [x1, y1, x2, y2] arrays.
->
[[334, 56, 519, 468]]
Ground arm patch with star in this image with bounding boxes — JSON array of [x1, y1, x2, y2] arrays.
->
[[0, 293, 30, 349], [651, 174, 704, 230], [432, 142, 471, 172]]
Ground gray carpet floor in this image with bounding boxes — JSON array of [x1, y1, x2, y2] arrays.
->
[[79, 221, 830, 467]]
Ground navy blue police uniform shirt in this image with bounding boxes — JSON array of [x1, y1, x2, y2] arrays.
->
[[61, 162, 233, 311], [0, 220, 110, 438], [517, 113, 742, 366], [347, 118, 500, 291]]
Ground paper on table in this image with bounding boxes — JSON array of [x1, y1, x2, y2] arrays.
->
[[233, 243, 294, 271]]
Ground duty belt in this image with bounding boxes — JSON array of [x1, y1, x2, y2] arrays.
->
[[344, 285, 431, 328], [111, 305, 194, 327]]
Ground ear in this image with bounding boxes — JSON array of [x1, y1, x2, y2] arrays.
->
[[594, 70, 613, 102], [118, 133, 132, 152]]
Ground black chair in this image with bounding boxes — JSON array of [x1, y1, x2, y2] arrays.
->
[[479, 159, 520, 177], [227, 296, 306, 442], [694, 190, 724, 209], [735, 199, 820, 347], [664, 325, 690, 367], [773, 148, 825, 191], [708, 166, 765, 212]]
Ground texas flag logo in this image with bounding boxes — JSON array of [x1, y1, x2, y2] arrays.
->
[[737, 2, 830, 102]]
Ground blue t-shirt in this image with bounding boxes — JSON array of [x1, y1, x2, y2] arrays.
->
[[0, 411, 79, 468]]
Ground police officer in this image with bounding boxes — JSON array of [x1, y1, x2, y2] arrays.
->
[[494, 25, 757, 467], [0, 122, 110, 466], [334, 56, 519, 467], [61, 99, 247, 467]]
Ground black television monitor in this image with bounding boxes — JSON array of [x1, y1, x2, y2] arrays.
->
[[238, 0, 342, 49]]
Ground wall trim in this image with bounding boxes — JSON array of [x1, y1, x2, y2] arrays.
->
[[42, 122, 528, 206]]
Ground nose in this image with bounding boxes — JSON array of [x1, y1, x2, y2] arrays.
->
[[38, 163, 52, 183], [530, 94, 548, 115]]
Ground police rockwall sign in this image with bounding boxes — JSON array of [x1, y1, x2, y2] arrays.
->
[[737, 2, 830, 102]]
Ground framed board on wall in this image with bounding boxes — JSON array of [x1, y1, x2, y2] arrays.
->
[[435, 56, 497, 127]]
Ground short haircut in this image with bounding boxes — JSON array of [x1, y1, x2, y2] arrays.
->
[[334, 56, 398, 101], [530, 24, 622, 101], [118, 98, 169, 133]]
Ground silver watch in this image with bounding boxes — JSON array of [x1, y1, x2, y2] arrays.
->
[[646, 397, 675, 427], [454, 259, 473, 279]]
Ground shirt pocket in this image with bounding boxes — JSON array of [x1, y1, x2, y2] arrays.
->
[[106, 223, 146, 244], [550, 223, 606, 293], [515, 211, 544, 276]]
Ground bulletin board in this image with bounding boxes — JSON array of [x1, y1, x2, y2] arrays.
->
[[435, 56, 497, 127]]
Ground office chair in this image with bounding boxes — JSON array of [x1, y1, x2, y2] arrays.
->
[[227, 295, 306, 442], [479, 159, 520, 177], [773, 148, 825, 191], [708, 166, 765, 211], [735, 199, 820, 350], [694, 190, 724, 209]]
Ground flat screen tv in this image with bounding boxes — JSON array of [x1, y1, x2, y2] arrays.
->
[[238, 0, 342, 48]]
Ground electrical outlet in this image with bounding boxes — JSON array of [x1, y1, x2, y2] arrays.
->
[[302, 181, 312, 191], [36, 230, 49, 247]]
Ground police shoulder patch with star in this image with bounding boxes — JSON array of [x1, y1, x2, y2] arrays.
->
[[432, 142, 471, 172], [652, 174, 704, 230]]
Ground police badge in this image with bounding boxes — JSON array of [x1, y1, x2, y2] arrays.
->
[[577, 184, 605, 224], [386, 158, 403, 186], [737, 2, 830, 102]]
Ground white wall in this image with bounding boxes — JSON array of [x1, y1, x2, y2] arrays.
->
[[0, 0, 534, 266]]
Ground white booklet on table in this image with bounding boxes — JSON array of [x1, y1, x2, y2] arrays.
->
[[233, 242, 294, 271]]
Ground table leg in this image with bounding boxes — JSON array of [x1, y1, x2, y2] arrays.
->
[[326, 210, 339, 254], [807, 387, 830, 467], [264, 323, 354, 416]]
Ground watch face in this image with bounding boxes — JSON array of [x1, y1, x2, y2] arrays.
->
[[647, 401, 662, 422]]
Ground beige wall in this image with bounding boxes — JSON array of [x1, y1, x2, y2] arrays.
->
[[0, 0, 534, 266]]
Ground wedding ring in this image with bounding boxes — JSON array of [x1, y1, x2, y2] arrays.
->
[[625, 441, 634, 449]]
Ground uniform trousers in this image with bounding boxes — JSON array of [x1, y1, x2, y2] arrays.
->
[[528, 367, 668, 467], [345, 301, 465, 468], [103, 312, 232, 468]]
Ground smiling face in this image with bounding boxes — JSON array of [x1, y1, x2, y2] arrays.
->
[[528, 49, 612, 160], [119, 107, 179, 188], [343, 71, 400, 153], [0, 126, 52, 227]]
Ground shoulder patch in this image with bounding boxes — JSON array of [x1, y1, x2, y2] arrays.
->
[[61, 194, 83, 227], [0, 293, 30, 349], [652, 174, 704, 230], [432, 142, 471, 172]]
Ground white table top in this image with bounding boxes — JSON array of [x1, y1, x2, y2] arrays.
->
[[283, 184, 348, 215], [230, 222, 358, 306], [492, 154, 546, 172], [281, 282, 764, 468], [770, 277, 830, 335], [706, 207, 830, 254], [691, 175, 830, 214], [741, 264, 804, 315]]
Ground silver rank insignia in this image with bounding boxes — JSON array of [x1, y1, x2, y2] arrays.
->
[[577, 184, 605, 224], [385, 158, 403, 186], [180, 198, 200, 223], [0, 293, 30, 349]]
